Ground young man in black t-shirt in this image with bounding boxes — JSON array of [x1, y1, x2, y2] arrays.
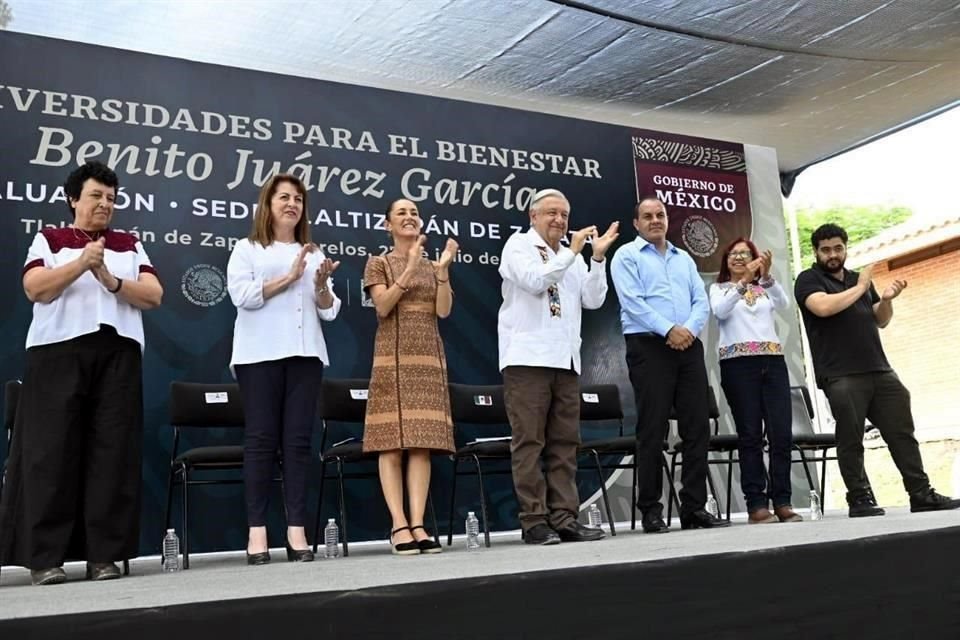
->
[[794, 223, 959, 517]]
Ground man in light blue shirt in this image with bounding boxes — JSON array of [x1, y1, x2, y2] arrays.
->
[[610, 197, 728, 532]]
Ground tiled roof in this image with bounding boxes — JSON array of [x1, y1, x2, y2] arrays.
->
[[846, 214, 960, 268]]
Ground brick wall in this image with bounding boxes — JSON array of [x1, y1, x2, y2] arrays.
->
[[870, 249, 960, 432]]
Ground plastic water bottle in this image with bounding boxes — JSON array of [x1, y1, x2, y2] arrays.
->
[[162, 529, 180, 572], [706, 494, 720, 518], [465, 511, 481, 550], [324, 519, 340, 558], [809, 490, 823, 521], [588, 503, 603, 528]]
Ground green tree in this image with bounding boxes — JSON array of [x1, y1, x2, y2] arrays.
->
[[0, 1, 11, 29], [788, 204, 913, 269]]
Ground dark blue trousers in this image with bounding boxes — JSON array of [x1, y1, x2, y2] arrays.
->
[[235, 357, 323, 527], [719, 355, 792, 512]]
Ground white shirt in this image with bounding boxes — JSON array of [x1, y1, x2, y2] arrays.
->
[[227, 239, 341, 369], [497, 228, 608, 373], [709, 279, 789, 360], [23, 228, 156, 350]]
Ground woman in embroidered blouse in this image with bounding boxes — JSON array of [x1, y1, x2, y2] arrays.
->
[[228, 173, 341, 564], [362, 198, 458, 555], [709, 238, 801, 524]]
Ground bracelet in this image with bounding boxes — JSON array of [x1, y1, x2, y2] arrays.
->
[[435, 278, 449, 284], [108, 277, 123, 294], [315, 286, 328, 295], [395, 282, 408, 292]]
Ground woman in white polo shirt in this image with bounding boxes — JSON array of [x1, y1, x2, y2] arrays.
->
[[709, 237, 801, 524], [0, 161, 163, 585], [227, 173, 341, 565]]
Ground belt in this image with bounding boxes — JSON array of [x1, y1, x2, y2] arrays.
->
[[626, 332, 660, 338]]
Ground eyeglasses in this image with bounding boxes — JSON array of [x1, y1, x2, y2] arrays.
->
[[728, 251, 753, 259]]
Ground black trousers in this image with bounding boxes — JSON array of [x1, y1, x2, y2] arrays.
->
[[821, 370, 929, 501], [720, 355, 793, 511], [0, 327, 143, 570], [235, 357, 323, 527], [626, 334, 710, 517]]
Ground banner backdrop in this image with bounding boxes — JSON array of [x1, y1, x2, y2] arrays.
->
[[0, 32, 800, 555]]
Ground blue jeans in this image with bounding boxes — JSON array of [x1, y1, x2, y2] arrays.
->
[[719, 355, 792, 512]]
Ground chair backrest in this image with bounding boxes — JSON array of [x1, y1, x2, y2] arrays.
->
[[317, 378, 370, 423], [4, 380, 20, 435], [169, 382, 245, 428], [579, 383, 624, 436], [789, 385, 817, 434], [448, 383, 508, 425]]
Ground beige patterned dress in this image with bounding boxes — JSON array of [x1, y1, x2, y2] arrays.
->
[[362, 254, 454, 453]]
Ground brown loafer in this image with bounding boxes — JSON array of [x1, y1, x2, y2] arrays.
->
[[747, 507, 778, 524], [775, 506, 803, 523], [86, 561, 122, 581], [31, 567, 67, 586]]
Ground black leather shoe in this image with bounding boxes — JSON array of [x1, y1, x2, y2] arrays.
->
[[910, 487, 960, 513], [522, 523, 561, 545], [86, 562, 121, 581], [680, 509, 731, 530], [555, 520, 605, 542], [286, 545, 315, 562], [246, 551, 271, 565], [411, 525, 443, 554], [31, 567, 66, 586], [641, 512, 670, 534], [848, 494, 885, 518]]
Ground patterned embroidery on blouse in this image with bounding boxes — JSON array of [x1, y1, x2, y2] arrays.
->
[[718, 341, 783, 360], [739, 283, 768, 307], [535, 245, 561, 318]]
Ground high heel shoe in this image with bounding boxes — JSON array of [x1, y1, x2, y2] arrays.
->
[[410, 525, 442, 554], [246, 550, 271, 566], [390, 527, 421, 556], [286, 544, 315, 562]]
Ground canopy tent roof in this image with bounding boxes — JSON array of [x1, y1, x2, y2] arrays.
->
[[6, 0, 960, 190]]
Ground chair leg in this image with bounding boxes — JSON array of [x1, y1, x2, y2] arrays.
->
[[447, 457, 460, 546], [666, 452, 679, 526], [472, 455, 491, 548], [820, 449, 830, 497], [123, 560, 130, 576], [312, 459, 328, 554], [427, 489, 440, 543], [180, 464, 190, 570], [725, 451, 735, 521], [162, 465, 176, 565], [591, 450, 616, 536], [630, 453, 638, 531], [795, 447, 816, 491], [336, 458, 349, 557]]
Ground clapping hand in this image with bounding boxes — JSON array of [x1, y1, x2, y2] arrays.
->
[[437, 238, 459, 268], [591, 222, 620, 259], [314, 258, 340, 291], [881, 278, 907, 300]]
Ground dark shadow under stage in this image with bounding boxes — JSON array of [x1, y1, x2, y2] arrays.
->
[[2, 508, 958, 639]]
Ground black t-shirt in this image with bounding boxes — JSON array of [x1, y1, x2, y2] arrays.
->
[[794, 264, 891, 384]]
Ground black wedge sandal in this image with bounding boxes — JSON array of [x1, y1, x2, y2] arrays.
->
[[410, 525, 442, 554], [391, 527, 421, 556]]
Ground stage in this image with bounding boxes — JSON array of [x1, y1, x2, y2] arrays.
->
[[1, 508, 958, 639]]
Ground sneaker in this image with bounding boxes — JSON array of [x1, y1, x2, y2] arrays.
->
[[848, 494, 885, 518], [909, 488, 960, 513]]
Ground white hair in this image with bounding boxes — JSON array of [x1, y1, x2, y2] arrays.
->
[[529, 189, 568, 213]]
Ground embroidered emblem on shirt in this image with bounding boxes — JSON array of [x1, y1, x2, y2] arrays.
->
[[535, 245, 561, 318]]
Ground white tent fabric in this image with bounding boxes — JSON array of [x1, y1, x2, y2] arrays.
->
[[5, 0, 959, 176]]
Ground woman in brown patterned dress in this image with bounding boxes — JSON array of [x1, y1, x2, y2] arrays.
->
[[363, 198, 458, 555]]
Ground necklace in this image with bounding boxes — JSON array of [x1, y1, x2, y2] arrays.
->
[[73, 226, 103, 244]]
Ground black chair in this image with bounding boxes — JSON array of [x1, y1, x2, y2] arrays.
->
[[790, 385, 836, 493], [446, 383, 511, 548], [310, 377, 440, 557], [1, 379, 128, 575], [163, 381, 247, 570], [575, 384, 621, 536], [666, 385, 735, 524]]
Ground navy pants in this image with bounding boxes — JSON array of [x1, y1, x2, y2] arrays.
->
[[719, 355, 792, 512], [235, 357, 323, 527]]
